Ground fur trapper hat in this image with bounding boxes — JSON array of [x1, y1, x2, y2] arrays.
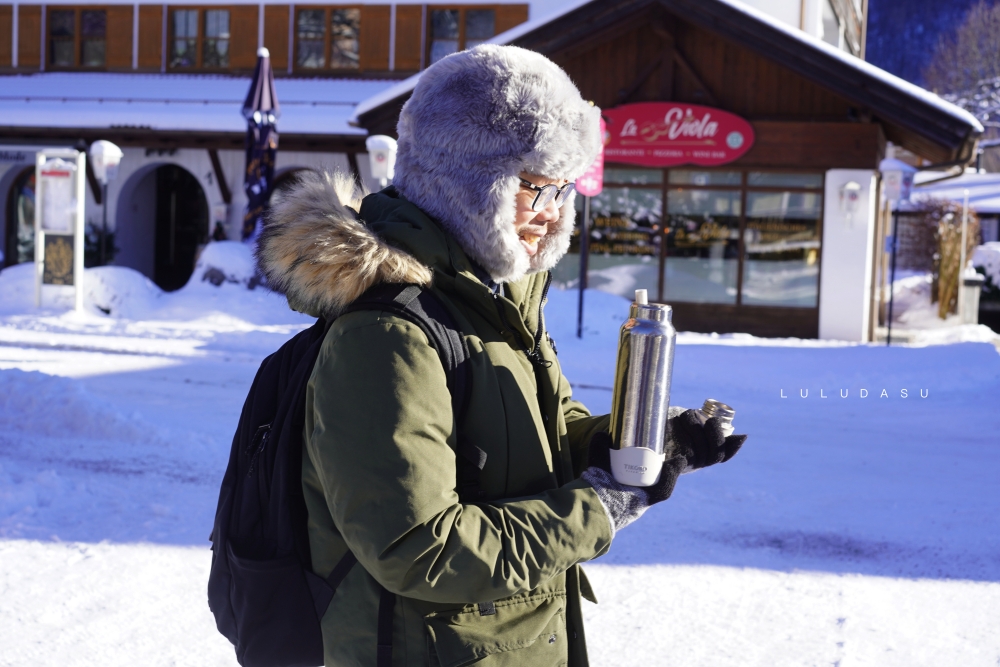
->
[[393, 44, 602, 283]]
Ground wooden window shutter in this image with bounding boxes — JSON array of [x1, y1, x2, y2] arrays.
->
[[393, 4, 422, 72], [495, 4, 528, 35], [17, 5, 41, 69], [106, 5, 134, 69], [263, 5, 288, 71], [230, 5, 259, 69], [137, 5, 162, 69], [0, 5, 12, 67], [359, 5, 390, 71]]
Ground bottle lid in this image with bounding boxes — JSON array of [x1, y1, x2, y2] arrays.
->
[[701, 399, 735, 423]]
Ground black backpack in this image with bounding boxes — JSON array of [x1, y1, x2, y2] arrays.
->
[[208, 283, 483, 667]]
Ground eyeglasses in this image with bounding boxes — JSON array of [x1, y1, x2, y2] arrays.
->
[[519, 178, 575, 212]]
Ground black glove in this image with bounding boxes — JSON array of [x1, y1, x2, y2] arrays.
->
[[581, 431, 687, 535], [668, 410, 747, 471]]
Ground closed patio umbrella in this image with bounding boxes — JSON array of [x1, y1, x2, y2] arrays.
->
[[241, 47, 281, 241]]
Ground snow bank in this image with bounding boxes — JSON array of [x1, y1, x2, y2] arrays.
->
[[973, 241, 1000, 288], [86, 266, 163, 319], [0, 263, 163, 318], [0, 263, 37, 314], [0, 242, 311, 329], [188, 240, 257, 288], [0, 368, 147, 441]]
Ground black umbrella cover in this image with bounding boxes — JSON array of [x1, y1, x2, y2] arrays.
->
[[242, 48, 280, 241], [242, 122, 278, 241]]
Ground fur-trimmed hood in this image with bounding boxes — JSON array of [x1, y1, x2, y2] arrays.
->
[[256, 171, 433, 318], [393, 44, 601, 284]]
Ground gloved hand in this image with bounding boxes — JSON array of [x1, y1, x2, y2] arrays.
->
[[581, 431, 687, 537], [667, 409, 747, 473]]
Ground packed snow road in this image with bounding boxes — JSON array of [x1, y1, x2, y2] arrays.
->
[[1, 256, 998, 666]]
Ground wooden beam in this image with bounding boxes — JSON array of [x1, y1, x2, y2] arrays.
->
[[85, 157, 102, 205], [671, 48, 718, 106], [652, 22, 676, 100], [616, 53, 664, 106], [208, 148, 232, 205], [0, 127, 369, 154]]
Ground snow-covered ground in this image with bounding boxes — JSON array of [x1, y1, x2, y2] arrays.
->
[[1, 247, 998, 666]]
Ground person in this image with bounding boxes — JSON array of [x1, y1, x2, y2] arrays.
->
[[257, 44, 746, 667]]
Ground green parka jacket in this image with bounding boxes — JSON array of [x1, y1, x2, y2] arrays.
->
[[261, 175, 613, 667]]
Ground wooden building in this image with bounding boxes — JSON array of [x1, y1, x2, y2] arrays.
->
[[354, 0, 983, 339]]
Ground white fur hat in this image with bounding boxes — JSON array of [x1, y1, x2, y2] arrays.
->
[[393, 44, 602, 283]]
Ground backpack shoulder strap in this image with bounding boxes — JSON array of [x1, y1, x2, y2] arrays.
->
[[342, 283, 485, 499], [343, 283, 470, 424]]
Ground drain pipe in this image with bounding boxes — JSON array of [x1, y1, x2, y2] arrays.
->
[[914, 135, 982, 186]]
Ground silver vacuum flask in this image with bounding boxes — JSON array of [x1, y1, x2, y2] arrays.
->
[[609, 289, 677, 486]]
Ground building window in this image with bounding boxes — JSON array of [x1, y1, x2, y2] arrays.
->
[[428, 7, 495, 65], [568, 167, 824, 308], [48, 8, 106, 68], [203, 10, 231, 67], [741, 172, 824, 308], [295, 7, 360, 71], [170, 8, 231, 68]]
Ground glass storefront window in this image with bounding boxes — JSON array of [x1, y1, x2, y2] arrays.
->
[[604, 168, 663, 185], [741, 191, 823, 307], [664, 188, 741, 304], [557, 168, 826, 309], [564, 186, 662, 299], [748, 172, 824, 188], [669, 170, 741, 186]]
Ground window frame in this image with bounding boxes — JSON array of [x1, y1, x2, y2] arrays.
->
[[46, 6, 108, 70], [594, 165, 826, 307], [292, 6, 363, 74], [167, 6, 233, 71], [425, 5, 498, 66]]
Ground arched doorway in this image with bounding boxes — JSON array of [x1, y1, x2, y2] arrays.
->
[[154, 165, 209, 291], [116, 164, 209, 291], [3, 167, 35, 268]]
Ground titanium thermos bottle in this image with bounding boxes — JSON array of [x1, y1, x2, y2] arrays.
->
[[609, 289, 677, 486]]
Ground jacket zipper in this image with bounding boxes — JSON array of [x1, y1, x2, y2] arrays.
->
[[492, 273, 553, 368]]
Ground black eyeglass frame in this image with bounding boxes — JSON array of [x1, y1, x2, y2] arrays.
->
[[519, 178, 576, 211]]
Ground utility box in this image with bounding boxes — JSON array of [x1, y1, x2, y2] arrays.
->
[[34, 149, 86, 311], [962, 270, 985, 325]]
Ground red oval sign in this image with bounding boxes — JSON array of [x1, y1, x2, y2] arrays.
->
[[603, 102, 755, 167]]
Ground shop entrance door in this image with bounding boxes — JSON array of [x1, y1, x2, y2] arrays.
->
[[154, 165, 208, 291]]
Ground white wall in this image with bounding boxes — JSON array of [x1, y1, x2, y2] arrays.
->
[[818, 169, 878, 341], [736, 0, 801, 30]]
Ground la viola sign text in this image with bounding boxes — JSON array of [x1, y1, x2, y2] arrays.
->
[[604, 103, 755, 167]]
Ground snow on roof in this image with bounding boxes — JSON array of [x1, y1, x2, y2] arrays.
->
[[711, 0, 982, 132], [352, 0, 983, 135], [911, 171, 1000, 214], [351, 0, 592, 122], [0, 73, 398, 135]]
